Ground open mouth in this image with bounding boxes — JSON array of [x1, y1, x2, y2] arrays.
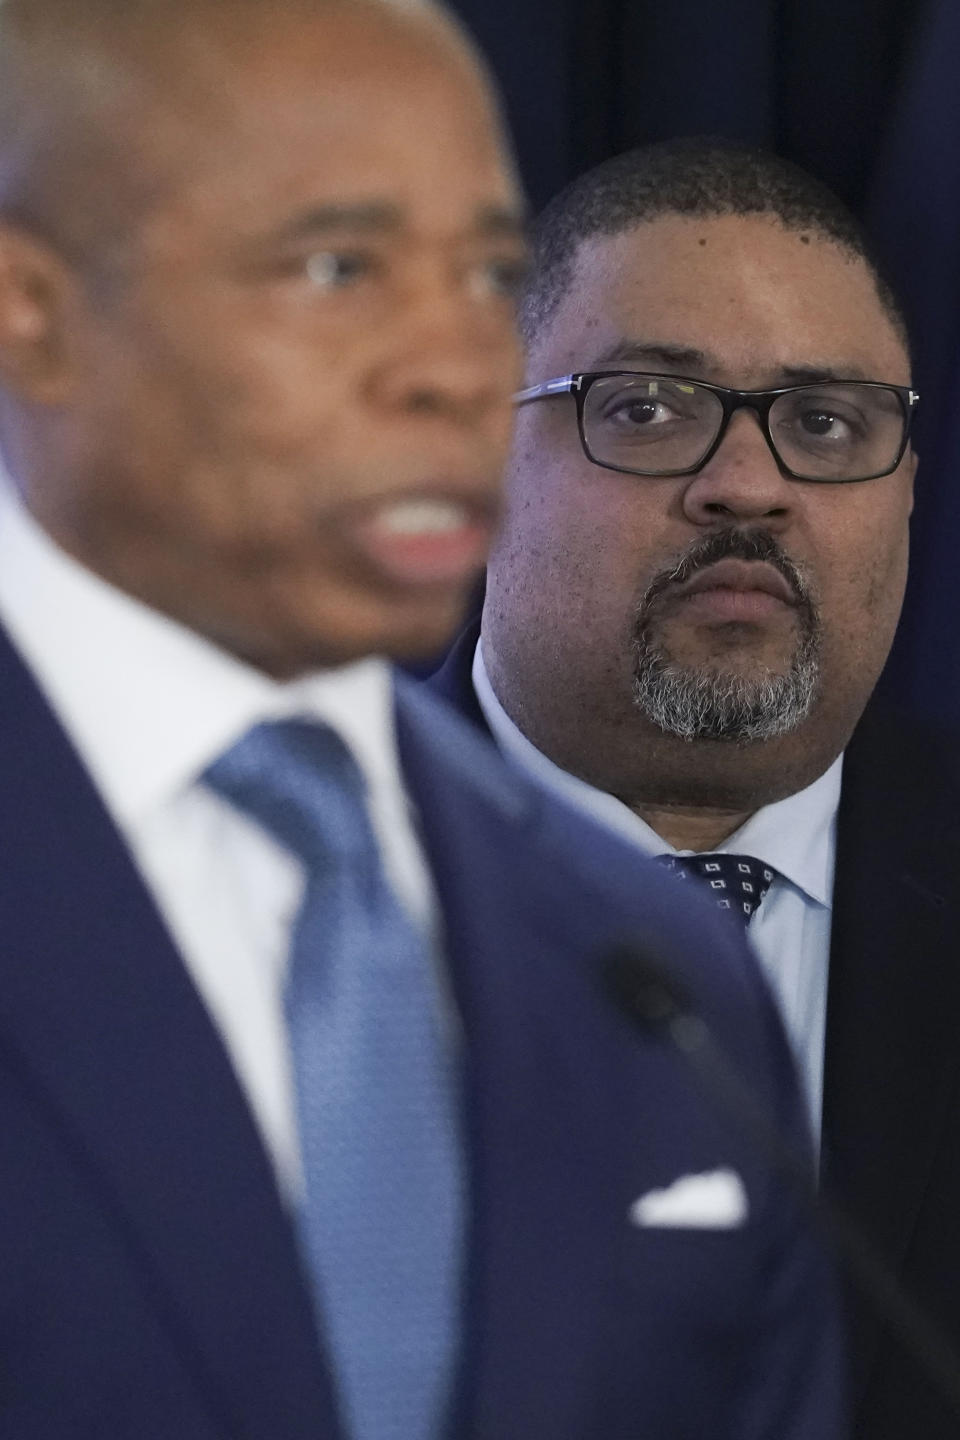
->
[[350, 493, 497, 587]]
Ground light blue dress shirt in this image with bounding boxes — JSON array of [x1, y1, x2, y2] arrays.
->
[[472, 642, 841, 1140]]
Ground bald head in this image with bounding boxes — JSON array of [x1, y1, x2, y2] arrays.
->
[[0, 0, 524, 674], [0, 0, 468, 269]]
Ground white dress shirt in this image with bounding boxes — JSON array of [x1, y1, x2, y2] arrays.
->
[[473, 641, 839, 1137], [0, 478, 440, 1201]]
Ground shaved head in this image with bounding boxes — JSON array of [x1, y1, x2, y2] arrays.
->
[[0, 0, 461, 272], [0, 0, 525, 674]]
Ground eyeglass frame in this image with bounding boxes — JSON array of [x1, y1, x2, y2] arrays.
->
[[513, 371, 920, 484]]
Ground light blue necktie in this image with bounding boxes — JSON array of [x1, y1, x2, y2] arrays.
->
[[206, 720, 464, 1440]]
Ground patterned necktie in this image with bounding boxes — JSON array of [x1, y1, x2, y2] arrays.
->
[[659, 853, 777, 928], [205, 720, 464, 1440]]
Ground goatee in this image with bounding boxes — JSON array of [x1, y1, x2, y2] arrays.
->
[[631, 529, 822, 743]]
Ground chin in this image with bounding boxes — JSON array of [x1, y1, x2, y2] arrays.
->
[[373, 585, 478, 659], [278, 602, 470, 675], [379, 610, 469, 666], [208, 572, 476, 675]]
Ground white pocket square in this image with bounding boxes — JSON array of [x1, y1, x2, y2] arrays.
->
[[629, 1167, 749, 1229]]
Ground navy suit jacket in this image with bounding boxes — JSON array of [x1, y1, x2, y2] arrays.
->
[[0, 619, 842, 1439], [430, 617, 960, 1440]]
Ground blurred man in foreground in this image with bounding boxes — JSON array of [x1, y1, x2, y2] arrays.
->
[[0, 12, 842, 1438], [432, 138, 960, 1438]]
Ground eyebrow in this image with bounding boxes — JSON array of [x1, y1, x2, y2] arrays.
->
[[587, 340, 874, 385], [591, 340, 711, 371], [272, 201, 528, 246], [777, 363, 873, 384], [474, 205, 530, 239]]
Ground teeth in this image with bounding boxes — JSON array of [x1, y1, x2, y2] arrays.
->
[[376, 499, 468, 536]]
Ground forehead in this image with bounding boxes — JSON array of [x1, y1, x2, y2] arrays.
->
[[114, 5, 520, 248], [535, 213, 909, 386]]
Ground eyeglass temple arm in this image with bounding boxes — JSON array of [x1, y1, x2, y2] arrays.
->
[[513, 374, 579, 404]]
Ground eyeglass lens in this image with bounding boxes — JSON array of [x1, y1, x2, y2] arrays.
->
[[581, 374, 907, 480]]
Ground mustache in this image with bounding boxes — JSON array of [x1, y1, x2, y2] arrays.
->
[[639, 528, 813, 613]]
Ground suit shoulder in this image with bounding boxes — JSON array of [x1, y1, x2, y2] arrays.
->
[[394, 668, 536, 825], [848, 699, 960, 783], [396, 671, 668, 901], [395, 672, 770, 1039], [844, 699, 960, 839]]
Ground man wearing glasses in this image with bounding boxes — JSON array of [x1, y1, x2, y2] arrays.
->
[[431, 139, 960, 1439]]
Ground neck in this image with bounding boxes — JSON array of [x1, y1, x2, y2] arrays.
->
[[481, 625, 858, 851], [631, 802, 754, 852]]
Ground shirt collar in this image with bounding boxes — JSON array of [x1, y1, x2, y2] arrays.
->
[[473, 638, 840, 909], [0, 477, 399, 831]]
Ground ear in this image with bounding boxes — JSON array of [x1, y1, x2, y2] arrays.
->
[[0, 222, 80, 403], [905, 445, 918, 519]]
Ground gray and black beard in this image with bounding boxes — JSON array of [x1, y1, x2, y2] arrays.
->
[[632, 529, 822, 743]]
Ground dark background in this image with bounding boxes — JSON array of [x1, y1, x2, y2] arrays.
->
[[448, 0, 960, 727]]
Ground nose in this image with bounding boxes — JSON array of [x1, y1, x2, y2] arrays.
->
[[372, 272, 521, 429], [386, 351, 510, 425], [681, 408, 797, 529]]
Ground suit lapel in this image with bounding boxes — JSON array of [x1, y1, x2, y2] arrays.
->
[[0, 626, 337, 1439], [395, 678, 655, 1438], [822, 703, 960, 1392], [426, 616, 486, 731]]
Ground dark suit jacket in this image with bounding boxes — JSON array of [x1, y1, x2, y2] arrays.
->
[[0, 619, 843, 1440], [430, 617, 960, 1440]]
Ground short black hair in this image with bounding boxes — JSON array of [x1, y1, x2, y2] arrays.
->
[[520, 137, 909, 354]]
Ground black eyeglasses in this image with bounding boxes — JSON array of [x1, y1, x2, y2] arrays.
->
[[514, 371, 919, 483]]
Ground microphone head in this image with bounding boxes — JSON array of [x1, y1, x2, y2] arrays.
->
[[602, 941, 693, 1033]]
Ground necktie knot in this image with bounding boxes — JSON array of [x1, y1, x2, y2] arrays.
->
[[205, 718, 370, 870], [659, 852, 777, 927]]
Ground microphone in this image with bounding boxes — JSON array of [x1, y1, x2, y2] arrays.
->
[[603, 940, 960, 1422]]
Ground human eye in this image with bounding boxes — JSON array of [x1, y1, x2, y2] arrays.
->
[[776, 390, 867, 449], [598, 379, 697, 432], [605, 396, 673, 428], [466, 253, 530, 303], [303, 250, 376, 291]]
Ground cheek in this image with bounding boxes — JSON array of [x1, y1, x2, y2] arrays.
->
[[166, 336, 343, 459], [817, 503, 910, 665], [106, 288, 348, 454], [504, 416, 637, 547], [499, 454, 643, 604], [90, 328, 356, 542], [864, 524, 910, 613]]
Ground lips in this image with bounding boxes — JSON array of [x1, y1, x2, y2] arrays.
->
[[654, 557, 802, 626], [350, 490, 498, 587], [670, 558, 800, 606]]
